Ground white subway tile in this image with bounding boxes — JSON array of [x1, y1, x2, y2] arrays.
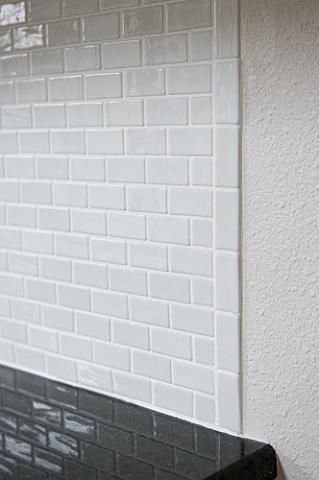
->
[[110, 267, 147, 296], [87, 129, 124, 155], [215, 251, 239, 313], [0, 81, 15, 104], [190, 30, 212, 61], [91, 239, 126, 264], [109, 213, 146, 240], [30, 326, 58, 352], [16, 346, 45, 371], [167, 0, 211, 31], [102, 40, 141, 69], [215, 189, 239, 250], [127, 128, 166, 155], [191, 97, 212, 125], [0, 132, 18, 154], [83, 13, 119, 43], [147, 157, 188, 185], [169, 188, 212, 217], [72, 210, 106, 235], [71, 157, 105, 182], [62, 0, 98, 16], [42, 305, 74, 332], [56, 233, 89, 259], [195, 393, 215, 424], [106, 100, 143, 126], [21, 181, 51, 204], [146, 98, 187, 126], [38, 207, 70, 231], [1, 317, 27, 343], [31, 49, 63, 75], [154, 383, 193, 417], [65, 45, 101, 72], [34, 104, 66, 128], [130, 297, 169, 327], [216, 312, 240, 373], [23, 231, 53, 254], [217, 371, 240, 432], [48, 20, 80, 47], [77, 363, 112, 392], [14, 25, 44, 50], [152, 328, 192, 360], [76, 312, 110, 341], [215, 127, 240, 187], [126, 69, 164, 97], [129, 242, 167, 271], [114, 371, 151, 403], [37, 156, 68, 180], [58, 284, 90, 311], [101, 0, 139, 8], [50, 75, 83, 101], [174, 360, 214, 395], [133, 351, 171, 382], [26, 278, 56, 304], [0, 227, 21, 250], [52, 130, 85, 154], [1, 54, 29, 78], [17, 79, 47, 103], [74, 261, 108, 289], [7, 205, 36, 227], [149, 272, 190, 303], [95, 341, 130, 371], [0, 296, 10, 316], [145, 34, 187, 65], [171, 246, 213, 277], [29, 0, 61, 22], [2, 106, 32, 129], [107, 158, 145, 183], [127, 186, 166, 213], [168, 65, 211, 94], [86, 73, 121, 99], [195, 337, 215, 366], [216, 0, 239, 58], [12, 298, 40, 324], [124, 7, 163, 37], [148, 215, 189, 245], [61, 333, 92, 361], [215, 61, 239, 124], [20, 131, 50, 154], [0, 340, 14, 362], [172, 304, 214, 336], [169, 128, 212, 156], [40, 256, 71, 281], [68, 102, 103, 128], [9, 252, 38, 276], [191, 157, 213, 186], [191, 219, 213, 247], [192, 277, 214, 307], [47, 355, 76, 382], [113, 320, 149, 350], [54, 183, 86, 208], [89, 185, 125, 210], [92, 291, 128, 319]]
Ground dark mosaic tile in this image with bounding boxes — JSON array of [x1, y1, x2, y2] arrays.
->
[[34, 447, 63, 475], [135, 435, 174, 469], [64, 411, 96, 440], [98, 423, 133, 455], [175, 448, 219, 478], [17, 371, 46, 399], [155, 468, 187, 480], [48, 430, 79, 458], [113, 402, 153, 436], [0, 433, 3, 451], [18, 421, 47, 447], [195, 426, 219, 459], [78, 390, 113, 422], [0, 453, 17, 479], [117, 454, 154, 480], [154, 415, 194, 451], [47, 381, 78, 410], [0, 366, 15, 390], [4, 434, 32, 463], [65, 459, 98, 480], [0, 411, 17, 433], [18, 464, 48, 480], [81, 442, 115, 472], [32, 400, 62, 427], [3, 391, 32, 417]]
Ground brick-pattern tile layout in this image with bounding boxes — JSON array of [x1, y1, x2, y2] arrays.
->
[[0, 0, 240, 433]]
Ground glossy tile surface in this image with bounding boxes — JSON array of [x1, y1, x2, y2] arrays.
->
[[0, 366, 277, 480]]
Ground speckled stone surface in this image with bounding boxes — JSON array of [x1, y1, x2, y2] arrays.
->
[[0, 366, 277, 479]]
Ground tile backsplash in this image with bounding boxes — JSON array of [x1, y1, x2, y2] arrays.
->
[[0, 0, 240, 434]]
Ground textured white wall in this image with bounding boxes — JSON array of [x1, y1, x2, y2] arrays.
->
[[0, 0, 241, 434], [241, 0, 319, 478]]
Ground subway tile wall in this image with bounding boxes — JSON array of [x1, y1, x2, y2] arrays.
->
[[0, 0, 240, 434]]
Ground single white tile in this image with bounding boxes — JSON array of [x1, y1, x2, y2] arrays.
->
[[216, 0, 239, 58], [124, 7, 163, 37], [215, 60, 240, 124], [215, 189, 240, 250], [167, 0, 211, 31], [217, 371, 241, 433], [216, 312, 240, 373], [215, 251, 240, 313], [102, 40, 141, 69], [144, 34, 187, 65], [215, 126, 240, 187]]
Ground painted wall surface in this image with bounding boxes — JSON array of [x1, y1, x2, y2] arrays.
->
[[241, 0, 319, 478], [0, 0, 241, 433]]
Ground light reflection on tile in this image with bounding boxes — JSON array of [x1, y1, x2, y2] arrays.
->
[[14, 25, 43, 50], [0, 31, 12, 52], [0, 2, 26, 26]]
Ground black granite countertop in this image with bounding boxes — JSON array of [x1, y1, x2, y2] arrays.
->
[[0, 366, 276, 480]]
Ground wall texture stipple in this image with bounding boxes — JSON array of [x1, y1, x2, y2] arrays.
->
[[0, 0, 240, 434]]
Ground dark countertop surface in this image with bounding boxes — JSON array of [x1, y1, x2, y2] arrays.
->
[[0, 365, 277, 480]]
